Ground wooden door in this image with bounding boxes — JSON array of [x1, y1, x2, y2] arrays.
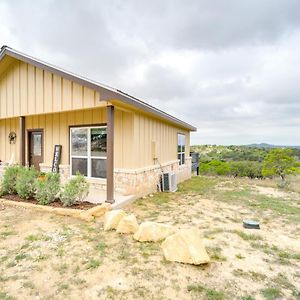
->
[[28, 130, 43, 171]]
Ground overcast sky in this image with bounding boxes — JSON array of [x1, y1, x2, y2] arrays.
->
[[1, 0, 300, 145]]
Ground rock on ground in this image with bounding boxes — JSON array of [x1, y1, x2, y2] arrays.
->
[[104, 209, 126, 231], [89, 203, 112, 217], [79, 210, 94, 222], [133, 221, 176, 242], [116, 214, 139, 234], [161, 228, 210, 265]]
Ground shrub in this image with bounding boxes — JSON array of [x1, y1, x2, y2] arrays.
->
[[35, 172, 60, 205], [60, 173, 89, 207], [0, 165, 22, 195], [200, 160, 231, 176], [16, 167, 38, 199], [229, 161, 263, 179]]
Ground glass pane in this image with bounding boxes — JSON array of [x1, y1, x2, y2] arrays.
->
[[72, 158, 87, 176], [33, 134, 42, 156], [91, 159, 106, 178], [91, 128, 107, 157], [182, 153, 185, 165], [177, 134, 181, 147], [178, 153, 181, 163], [71, 128, 88, 156], [182, 135, 185, 152]]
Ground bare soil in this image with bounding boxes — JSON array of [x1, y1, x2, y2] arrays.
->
[[0, 176, 299, 300]]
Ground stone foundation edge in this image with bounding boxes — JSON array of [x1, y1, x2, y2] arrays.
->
[[1, 158, 192, 199]]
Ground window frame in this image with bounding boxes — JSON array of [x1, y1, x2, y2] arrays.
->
[[177, 133, 186, 166], [70, 125, 107, 179]]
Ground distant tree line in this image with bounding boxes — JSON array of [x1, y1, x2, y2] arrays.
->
[[192, 145, 300, 181]]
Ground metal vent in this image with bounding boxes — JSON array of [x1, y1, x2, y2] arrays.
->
[[162, 172, 177, 192]]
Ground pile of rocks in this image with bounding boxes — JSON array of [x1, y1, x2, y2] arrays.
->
[[103, 209, 210, 265]]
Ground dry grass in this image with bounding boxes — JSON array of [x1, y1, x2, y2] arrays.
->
[[0, 176, 299, 299]]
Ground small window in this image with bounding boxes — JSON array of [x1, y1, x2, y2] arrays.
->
[[177, 133, 186, 165], [70, 126, 107, 178]]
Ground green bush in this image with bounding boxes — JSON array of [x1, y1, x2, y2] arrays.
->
[[0, 165, 22, 195], [229, 161, 263, 179], [16, 167, 38, 199], [60, 173, 89, 207], [200, 160, 231, 176], [35, 172, 60, 205], [262, 148, 300, 181]]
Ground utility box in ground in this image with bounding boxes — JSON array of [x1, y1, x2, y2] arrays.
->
[[190, 152, 199, 175]]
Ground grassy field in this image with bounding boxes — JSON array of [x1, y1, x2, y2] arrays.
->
[[0, 176, 300, 299]]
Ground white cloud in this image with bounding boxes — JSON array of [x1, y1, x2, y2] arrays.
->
[[0, 0, 299, 145]]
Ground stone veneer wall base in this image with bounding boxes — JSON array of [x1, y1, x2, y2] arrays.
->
[[1, 157, 192, 199]]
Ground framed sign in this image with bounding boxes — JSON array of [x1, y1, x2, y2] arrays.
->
[[52, 145, 62, 173]]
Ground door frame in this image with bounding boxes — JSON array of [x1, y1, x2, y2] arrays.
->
[[27, 129, 44, 168]]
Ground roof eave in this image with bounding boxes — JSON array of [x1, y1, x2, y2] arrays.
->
[[0, 46, 197, 132]]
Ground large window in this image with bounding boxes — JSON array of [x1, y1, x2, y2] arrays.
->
[[70, 126, 107, 178], [177, 133, 186, 165]]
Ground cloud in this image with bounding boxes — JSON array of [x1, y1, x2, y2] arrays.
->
[[0, 0, 300, 145]]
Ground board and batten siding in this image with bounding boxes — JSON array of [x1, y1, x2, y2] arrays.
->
[[132, 112, 190, 169], [0, 107, 133, 169], [0, 59, 102, 119], [0, 117, 20, 164]]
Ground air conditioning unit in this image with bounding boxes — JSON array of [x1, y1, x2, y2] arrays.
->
[[162, 172, 177, 192]]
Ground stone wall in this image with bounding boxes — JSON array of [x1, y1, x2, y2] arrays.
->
[[1, 158, 192, 199], [114, 157, 192, 197]]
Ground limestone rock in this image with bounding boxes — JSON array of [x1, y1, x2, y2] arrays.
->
[[133, 221, 176, 242], [89, 203, 112, 217], [116, 214, 139, 234], [79, 211, 94, 222], [104, 209, 126, 231], [161, 228, 210, 265]]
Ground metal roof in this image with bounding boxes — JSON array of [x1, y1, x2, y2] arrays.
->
[[0, 46, 196, 131]]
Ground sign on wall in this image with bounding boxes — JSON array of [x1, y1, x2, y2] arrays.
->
[[52, 145, 62, 173]]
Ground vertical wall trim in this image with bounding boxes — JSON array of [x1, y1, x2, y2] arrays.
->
[[19, 116, 25, 166], [106, 105, 114, 203]]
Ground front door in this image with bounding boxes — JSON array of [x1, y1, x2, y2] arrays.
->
[[28, 130, 43, 171]]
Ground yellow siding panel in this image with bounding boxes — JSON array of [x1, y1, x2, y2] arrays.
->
[[0, 117, 19, 162], [0, 59, 100, 118], [132, 112, 190, 168], [83, 87, 95, 108], [27, 65, 36, 114], [6, 70, 13, 117], [72, 82, 83, 109], [24, 107, 107, 165], [13, 62, 20, 116], [0, 78, 6, 117], [62, 79, 72, 111], [20, 62, 28, 115], [59, 113, 68, 164], [35, 68, 44, 113], [44, 71, 53, 112], [52, 75, 62, 111]]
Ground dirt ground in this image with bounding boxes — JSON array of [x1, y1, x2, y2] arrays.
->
[[0, 176, 299, 300]]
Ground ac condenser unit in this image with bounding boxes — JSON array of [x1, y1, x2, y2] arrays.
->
[[162, 172, 177, 192]]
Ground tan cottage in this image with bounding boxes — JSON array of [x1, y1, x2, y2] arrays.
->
[[0, 46, 196, 202]]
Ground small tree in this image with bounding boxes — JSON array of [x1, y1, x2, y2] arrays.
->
[[262, 148, 300, 181]]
